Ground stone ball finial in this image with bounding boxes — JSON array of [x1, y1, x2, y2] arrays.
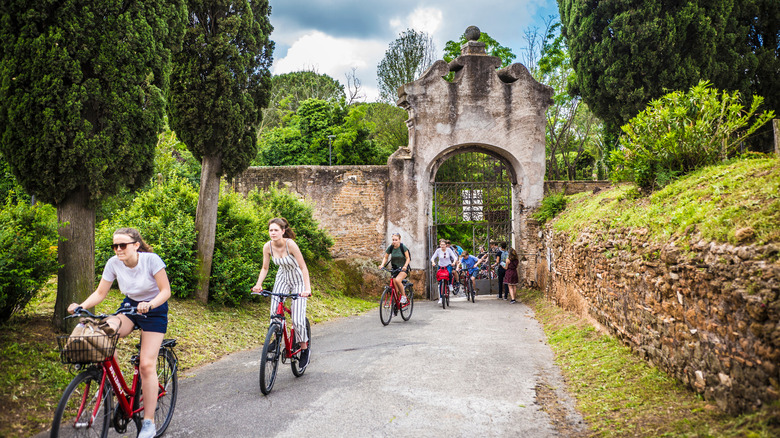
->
[[464, 26, 481, 41]]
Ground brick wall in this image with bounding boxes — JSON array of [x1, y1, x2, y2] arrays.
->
[[534, 226, 780, 413], [233, 166, 389, 259]]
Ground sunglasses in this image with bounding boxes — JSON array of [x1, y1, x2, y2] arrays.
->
[[111, 241, 137, 251]]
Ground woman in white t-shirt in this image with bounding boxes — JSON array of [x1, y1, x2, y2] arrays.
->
[[67, 227, 171, 438]]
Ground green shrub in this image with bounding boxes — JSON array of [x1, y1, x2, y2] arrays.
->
[[209, 190, 267, 305], [0, 199, 59, 321], [533, 192, 568, 225], [611, 81, 775, 190], [247, 184, 334, 262]]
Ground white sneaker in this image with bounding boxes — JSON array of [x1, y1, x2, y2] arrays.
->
[[138, 420, 156, 438], [400, 296, 408, 304], [437, 298, 442, 304], [448, 285, 453, 293]]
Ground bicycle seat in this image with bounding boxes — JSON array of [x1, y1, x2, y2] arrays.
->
[[402, 279, 411, 285]]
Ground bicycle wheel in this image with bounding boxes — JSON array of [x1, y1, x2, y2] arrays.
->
[[379, 287, 393, 326], [439, 280, 446, 309], [259, 324, 281, 395], [400, 286, 414, 321], [291, 318, 311, 377], [51, 368, 110, 438], [153, 349, 178, 435]]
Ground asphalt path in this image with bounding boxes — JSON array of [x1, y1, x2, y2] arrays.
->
[[44, 295, 582, 438]]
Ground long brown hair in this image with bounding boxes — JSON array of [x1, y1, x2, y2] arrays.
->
[[113, 228, 153, 252], [269, 217, 296, 239], [508, 248, 518, 262]]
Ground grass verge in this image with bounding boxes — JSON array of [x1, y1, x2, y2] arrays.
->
[[0, 263, 376, 438], [519, 288, 780, 437]]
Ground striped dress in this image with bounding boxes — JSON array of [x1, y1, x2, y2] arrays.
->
[[270, 239, 308, 343]]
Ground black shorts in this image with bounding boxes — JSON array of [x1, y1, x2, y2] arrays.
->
[[391, 265, 409, 278], [121, 297, 169, 334]]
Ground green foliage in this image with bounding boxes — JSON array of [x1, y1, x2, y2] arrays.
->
[[0, 0, 187, 205], [0, 156, 30, 205], [0, 199, 59, 321], [256, 99, 392, 166], [377, 28, 437, 102], [260, 70, 346, 132], [611, 81, 775, 190], [559, 0, 780, 143], [361, 102, 409, 153], [208, 190, 265, 305], [555, 159, 780, 245], [533, 192, 568, 225], [247, 184, 333, 262], [169, 0, 274, 179]]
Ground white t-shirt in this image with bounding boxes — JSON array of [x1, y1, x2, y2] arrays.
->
[[430, 247, 457, 267], [102, 252, 167, 302]]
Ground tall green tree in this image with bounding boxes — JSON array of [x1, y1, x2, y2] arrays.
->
[[559, 0, 779, 143], [0, 0, 186, 328], [260, 70, 345, 132], [169, 0, 273, 303], [377, 29, 437, 102]]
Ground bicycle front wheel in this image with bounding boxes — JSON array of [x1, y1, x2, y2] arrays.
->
[[291, 318, 311, 377], [439, 281, 446, 309], [379, 287, 393, 326], [51, 368, 110, 438], [400, 286, 414, 321], [260, 324, 282, 395]]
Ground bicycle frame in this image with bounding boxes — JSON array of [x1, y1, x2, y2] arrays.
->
[[270, 298, 302, 360]]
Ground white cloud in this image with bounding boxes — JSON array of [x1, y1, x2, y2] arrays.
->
[[407, 7, 443, 35], [272, 31, 387, 102]]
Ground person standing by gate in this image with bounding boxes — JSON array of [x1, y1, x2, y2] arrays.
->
[[493, 242, 508, 300], [503, 248, 519, 303]]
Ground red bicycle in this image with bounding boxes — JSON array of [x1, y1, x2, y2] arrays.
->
[[379, 266, 414, 325], [251, 290, 311, 395], [437, 267, 451, 309], [52, 305, 178, 438]]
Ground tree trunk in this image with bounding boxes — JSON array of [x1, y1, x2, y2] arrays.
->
[[53, 188, 95, 332], [194, 154, 223, 303]]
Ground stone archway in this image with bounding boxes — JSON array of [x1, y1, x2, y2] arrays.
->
[[384, 26, 553, 293]]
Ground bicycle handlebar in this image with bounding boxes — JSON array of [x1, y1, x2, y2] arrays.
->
[[66, 303, 145, 320], [382, 266, 403, 274], [251, 290, 301, 299]]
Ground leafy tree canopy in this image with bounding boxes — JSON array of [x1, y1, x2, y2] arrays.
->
[[377, 29, 437, 102], [0, 0, 186, 204], [261, 70, 346, 131], [255, 99, 391, 166], [560, 0, 779, 141]]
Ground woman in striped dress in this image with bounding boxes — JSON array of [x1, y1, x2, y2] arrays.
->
[[252, 217, 312, 368]]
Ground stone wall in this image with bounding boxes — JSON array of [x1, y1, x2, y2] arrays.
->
[[533, 226, 780, 413], [544, 180, 612, 196], [232, 166, 389, 259]]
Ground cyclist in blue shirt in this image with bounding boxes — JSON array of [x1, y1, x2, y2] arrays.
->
[[457, 250, 484, 296]]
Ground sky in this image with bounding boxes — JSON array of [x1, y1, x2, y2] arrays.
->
[[268, 0, 561, 102]]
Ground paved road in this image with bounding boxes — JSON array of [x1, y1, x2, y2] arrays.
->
[[162, 296, 585, 437]]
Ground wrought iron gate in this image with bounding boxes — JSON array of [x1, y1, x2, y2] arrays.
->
[[426, 152, 513, 299]]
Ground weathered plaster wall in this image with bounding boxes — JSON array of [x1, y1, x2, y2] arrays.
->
[[232, 166, 389, 259], [534, 225, 780, 413]]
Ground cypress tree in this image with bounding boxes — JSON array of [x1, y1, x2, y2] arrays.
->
[[169, 0, 273, 303], [0, 0, 186, 328], [559, 0, 778, 144]]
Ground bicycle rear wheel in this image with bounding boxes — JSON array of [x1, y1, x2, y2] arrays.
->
[[153, 349, 178, 435], [400, 286, 414, 321], [379, 287, 393, 325], [291, 318, 311, 377], [260, 324, 281, 395], [51, 368, 110, 438]]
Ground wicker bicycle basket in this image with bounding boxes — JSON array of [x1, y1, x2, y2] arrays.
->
[[57, 334, 120, 364]]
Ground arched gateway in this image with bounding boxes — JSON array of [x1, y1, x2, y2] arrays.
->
[[386, 27, 553, 297]]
